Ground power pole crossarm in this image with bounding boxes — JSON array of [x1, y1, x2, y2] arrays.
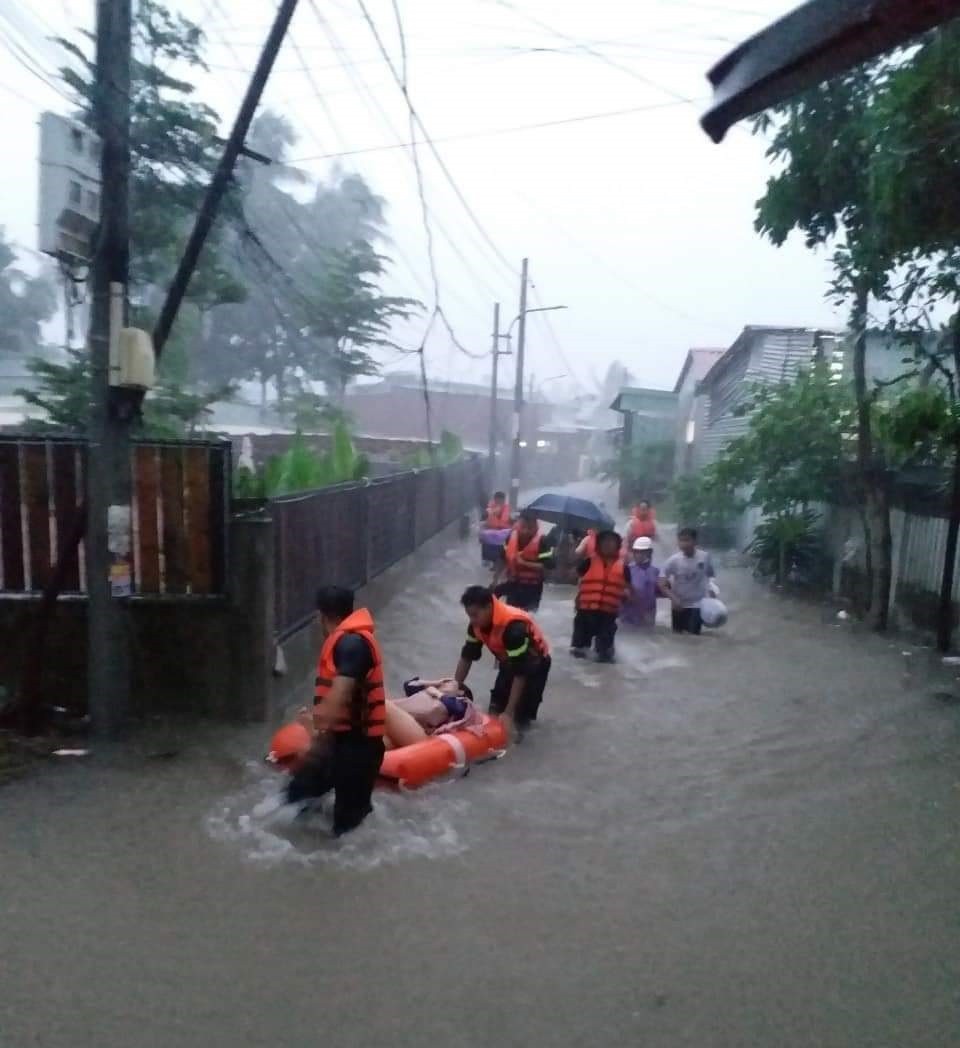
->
[[152, 0, 301, 357]]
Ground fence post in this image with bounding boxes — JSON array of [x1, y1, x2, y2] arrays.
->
[[228, 513, 275, 721]]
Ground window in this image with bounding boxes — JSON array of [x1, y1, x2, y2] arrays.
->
[[86, 190, 99, 214], [69, 180, 82, 205], [685, 418, 696, 445], [70, 128, 83, 153]]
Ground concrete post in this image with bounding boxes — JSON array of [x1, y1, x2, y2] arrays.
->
[[228, 514, 275, 721]]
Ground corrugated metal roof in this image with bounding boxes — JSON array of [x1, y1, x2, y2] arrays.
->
[[702, 0, 960, 143]]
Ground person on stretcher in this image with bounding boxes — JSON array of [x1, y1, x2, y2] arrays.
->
[[284, 680, 475, 803]]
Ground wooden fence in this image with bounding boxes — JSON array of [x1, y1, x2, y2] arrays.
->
[[272, 456, 485, 639], [0, 436, 230, 596]]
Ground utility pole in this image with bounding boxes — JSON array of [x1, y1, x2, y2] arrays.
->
[[487, 302, 501, 490], [509, 258, 529, 511], [86, 0, 133, 736], [153, 0, 301, 357]]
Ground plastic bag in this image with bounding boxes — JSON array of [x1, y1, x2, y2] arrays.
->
[[700, 596, 728, 628]]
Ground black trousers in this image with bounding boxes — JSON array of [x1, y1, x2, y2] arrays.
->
[[286, 732, 385, 836], [571, 609, 618, 655], [490, 656, 551, 726], [671, 607, 703, 635], [494, 580, 544, 611]]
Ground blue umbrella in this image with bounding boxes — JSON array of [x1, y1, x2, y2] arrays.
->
[[524, 493, 615, 533]]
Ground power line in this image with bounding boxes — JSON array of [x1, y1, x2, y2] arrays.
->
[[353, 0, 517, 279], [288, 97, 693, 162], [307, 1, 514, 307], [480, 0, 698, 106]]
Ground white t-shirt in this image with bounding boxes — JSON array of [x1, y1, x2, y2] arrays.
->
[[662, 549, 715, 608]]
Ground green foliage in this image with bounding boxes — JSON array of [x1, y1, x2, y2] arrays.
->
[[15, 346, 231, 438], [201, 125, 416, 406], [747, 510, 823, 585], [0, 231, 56, 361], [672, 469, 740, 531], [58, 0, 243, 310], [233, 423, 369, 499], [712, 366, 851, 515], [602, 440, 675, 501], [16, 349, 91, 432], [405, 430, 464, 468]]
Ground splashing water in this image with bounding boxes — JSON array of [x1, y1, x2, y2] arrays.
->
[[206, 763, 470, 871]]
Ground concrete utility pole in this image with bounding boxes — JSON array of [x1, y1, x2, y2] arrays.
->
[[86, 0, 133, 736], [153, 0, 302, 357], [509, 258, 529, 511], [487, 302, 501, 489]]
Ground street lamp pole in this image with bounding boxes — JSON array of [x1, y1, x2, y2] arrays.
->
[[487, 301, 501, 489], [509, 259, 529, 512]]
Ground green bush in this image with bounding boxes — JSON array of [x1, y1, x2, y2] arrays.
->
[[747, 509, 823, 584], [233, 422, 369, 499]]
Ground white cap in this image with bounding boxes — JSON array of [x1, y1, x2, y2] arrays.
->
[[632, 537, 653, 551]]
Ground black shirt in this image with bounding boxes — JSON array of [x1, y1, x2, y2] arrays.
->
[[461, 620, 541, 674], [332, 633, 374, 680]]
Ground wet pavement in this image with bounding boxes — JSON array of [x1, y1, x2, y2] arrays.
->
[[2, 511, 959, 1047]]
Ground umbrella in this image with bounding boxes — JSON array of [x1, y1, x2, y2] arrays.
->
[[524, 493, 615, 534]]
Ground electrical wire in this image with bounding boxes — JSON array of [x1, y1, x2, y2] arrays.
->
[[288, 97, 694, 162], [479, 0, 697, 105], [308, 2, 510, 310], [353, 0, 518, 278]]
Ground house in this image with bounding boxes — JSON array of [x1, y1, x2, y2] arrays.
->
[[343, 372, 550, 453], [694, 326, 842, 470], [609, 386, 679, 506], [672, 348, 725, 476]]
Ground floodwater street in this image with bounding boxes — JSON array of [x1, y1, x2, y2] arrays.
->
[[2, 528, 959, 1047]]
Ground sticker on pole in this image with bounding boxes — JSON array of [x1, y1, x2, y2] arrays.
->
[[108, 504, 133, 597]]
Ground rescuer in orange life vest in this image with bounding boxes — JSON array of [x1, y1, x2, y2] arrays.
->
[[571, 529, 632, 663], [494, 509, 556, 611], [285, 585, 387, 836], [484, 490, 512, 530], [454, 585, 552, 741]]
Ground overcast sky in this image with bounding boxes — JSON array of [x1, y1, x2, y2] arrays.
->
[[1, 0, 845, 399]]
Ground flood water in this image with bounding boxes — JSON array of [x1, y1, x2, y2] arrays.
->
[[2, 526, 959, 1046]]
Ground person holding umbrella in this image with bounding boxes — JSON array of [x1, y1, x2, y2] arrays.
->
[[495, 509, 556, 612]]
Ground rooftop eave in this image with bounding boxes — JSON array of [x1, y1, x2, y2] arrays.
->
[[701, 0, 960, 144]]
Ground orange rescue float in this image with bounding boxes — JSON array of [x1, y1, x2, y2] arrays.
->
[[378, 715, 509, 788], [266, 715, 508, 791]]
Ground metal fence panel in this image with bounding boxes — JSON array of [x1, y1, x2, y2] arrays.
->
[[272, 456, 483, 638]]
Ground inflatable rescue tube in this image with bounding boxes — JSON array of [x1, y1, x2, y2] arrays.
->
[[378, 715, 508, 789]]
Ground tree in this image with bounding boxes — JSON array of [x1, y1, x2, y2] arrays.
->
[[297, 241, 419, 404], [58, 0, 244, 316], [200, 119, 412, 412], [704, 366, 851, 582], [0, 231, 56, 364], [754, 65, 897, 626], [15, 348, 228, 437]]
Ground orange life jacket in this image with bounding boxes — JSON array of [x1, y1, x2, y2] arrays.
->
[[577, 556, 628, 614], [485, 501, 511, 529], [314, 608, 386, 737], [627, 511, 656, 543], [474, 597, 551, 664], [505, 528, 545, 585]]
